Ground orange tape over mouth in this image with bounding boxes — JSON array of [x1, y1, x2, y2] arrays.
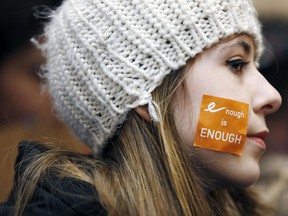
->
[[193, 95, 249, 155]]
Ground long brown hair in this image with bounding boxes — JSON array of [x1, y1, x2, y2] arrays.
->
[[13, 62, 273, 216]]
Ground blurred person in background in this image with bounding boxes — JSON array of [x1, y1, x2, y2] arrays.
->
[[0, 0, 89, 202], [0, 0, 61, 124], [252, 6, 288, 215], [260, 21, 288, 155]]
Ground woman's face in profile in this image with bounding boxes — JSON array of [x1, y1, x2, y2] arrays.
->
[[173, 34, 282, 188]]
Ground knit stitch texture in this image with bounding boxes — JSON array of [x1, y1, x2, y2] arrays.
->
[[42, 0, 263, 154]]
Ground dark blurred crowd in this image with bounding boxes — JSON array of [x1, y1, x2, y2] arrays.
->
[[255, 19, 288, 216], [0, 0, 89, 202], [260, 20, 288, 155]]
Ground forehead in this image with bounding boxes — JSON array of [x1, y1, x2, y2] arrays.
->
[[194, 34, 256, 60], [217, 34, 255, 52], [184, 34, 255, 70]]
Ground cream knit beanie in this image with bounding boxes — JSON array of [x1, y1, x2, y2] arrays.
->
[[42, 0, 263, 154]]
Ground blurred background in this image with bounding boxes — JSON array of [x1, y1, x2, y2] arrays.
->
[[251, 2, 288, 215], [0, 0, 90, 203], [0, 0, 287, 214]]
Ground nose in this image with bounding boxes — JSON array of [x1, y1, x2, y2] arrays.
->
[[252, 71, 282, 116]]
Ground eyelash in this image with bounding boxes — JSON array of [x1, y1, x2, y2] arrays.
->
[[225, 59, 250, 73]]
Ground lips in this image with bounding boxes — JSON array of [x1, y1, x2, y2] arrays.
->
[[247, 131, 269, 150]]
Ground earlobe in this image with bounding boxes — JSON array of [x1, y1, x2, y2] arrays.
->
[[135, 106, 152, 122]]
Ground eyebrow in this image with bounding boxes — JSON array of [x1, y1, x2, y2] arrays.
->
[[220, 40, 252, 55], [238, 41, 251, 55]]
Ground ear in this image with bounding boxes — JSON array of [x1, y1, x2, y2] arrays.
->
[[135, 105, 152, 122]]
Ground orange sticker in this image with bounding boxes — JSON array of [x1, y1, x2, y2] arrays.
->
[[193, 95, 249, 155]]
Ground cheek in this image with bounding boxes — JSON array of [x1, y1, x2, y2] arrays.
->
[[172, 89, 201, 147], [172, 83, 260, 188]]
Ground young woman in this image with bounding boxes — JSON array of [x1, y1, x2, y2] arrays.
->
[[0, 0, 282, 215]]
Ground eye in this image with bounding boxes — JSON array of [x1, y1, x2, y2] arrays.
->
[[225, 58, 249, 73]]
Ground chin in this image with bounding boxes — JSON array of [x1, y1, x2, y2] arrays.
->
[[203, 158, 261, 189], [196, 147, 263, 189], [217, 167, 261, 189], [230, 173, 260, 188]]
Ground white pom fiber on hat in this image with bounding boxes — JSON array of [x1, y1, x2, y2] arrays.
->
[[42, 0, 263, 154]]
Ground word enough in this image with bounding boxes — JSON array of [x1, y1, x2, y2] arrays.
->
[[225, 109, 245, 119], [200, 128, 242, 144]]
